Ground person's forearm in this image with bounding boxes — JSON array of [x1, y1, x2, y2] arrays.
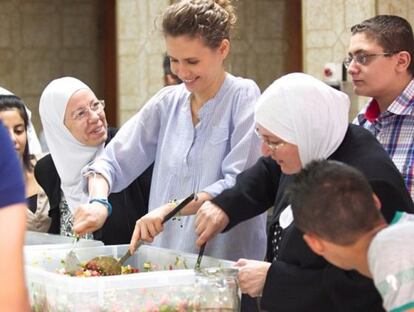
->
[[87, 173, 110, 198], [157, 192, 212, 219], [212, 157, 278, 229], [177, 192, 212, 216], [72, 172, 112, 235]]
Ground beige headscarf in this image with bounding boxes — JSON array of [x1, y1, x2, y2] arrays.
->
[[39, 77, 104, 212], [255, 73, 350, 167]]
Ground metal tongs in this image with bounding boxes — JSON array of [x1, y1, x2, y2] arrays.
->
[[162, 193, 196, 224], [69, 193, 197, 275], [114, 192, 197, 268], [194, 242, 206, 271]]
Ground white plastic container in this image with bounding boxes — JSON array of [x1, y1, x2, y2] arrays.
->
[[25, 231, 103, 251], [25, 244, 238, 311]]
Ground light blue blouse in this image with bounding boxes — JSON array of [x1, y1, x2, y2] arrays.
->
[[86, 73, 267, 261]]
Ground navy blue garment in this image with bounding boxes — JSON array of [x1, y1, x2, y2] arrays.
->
[[212, 125, 414, 312]]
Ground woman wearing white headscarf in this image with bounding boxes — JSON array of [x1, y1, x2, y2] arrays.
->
[[39, 78, 102, 213], [0, 91, 50, 232], [195, 73, 414, 311], [0, 86, 42, 155], [37, 77, 152, 243], [38, 77, 105, 238]]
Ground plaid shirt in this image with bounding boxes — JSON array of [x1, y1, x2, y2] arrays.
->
[[354, 79, 414, 200]]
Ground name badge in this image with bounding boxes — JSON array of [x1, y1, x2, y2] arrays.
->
[[279, 205, 294, 229]]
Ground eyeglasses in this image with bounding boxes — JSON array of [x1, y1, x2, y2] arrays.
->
[[255, 128, 285, 152], [70, 100, 105, 121], [343, 52, 398, 69]]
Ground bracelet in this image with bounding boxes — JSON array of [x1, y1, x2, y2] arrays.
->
[[89, 198, 112, 217], [168, 199, 183, 228], [169, 199, 179, 215]]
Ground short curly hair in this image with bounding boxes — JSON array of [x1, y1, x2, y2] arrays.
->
[[162, 0, 237, 49]]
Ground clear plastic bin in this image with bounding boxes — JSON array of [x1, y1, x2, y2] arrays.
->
[[25, 231, 103, 250], [25, 244, 239, 311], [195, 267, 241, 311]]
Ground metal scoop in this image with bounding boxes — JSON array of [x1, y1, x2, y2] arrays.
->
[[84, 193, 196, 275], [64, 173, 102, 275], [64, 234, 82, 275], [194, 243, 206, 271], [83, 241, 143, 275]]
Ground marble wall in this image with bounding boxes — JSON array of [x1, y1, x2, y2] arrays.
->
[[227, 0, 292, 91], [4, 1, 413, 128], [116, 0, 170, 124], [377, 0, 414, 19], [302, 0, 375, 79], [302, 0, 414, 117], [0, 0, 102, 132], [116, 0, 294, 123]]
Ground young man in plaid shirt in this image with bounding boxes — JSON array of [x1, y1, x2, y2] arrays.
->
[[347, 15, 414, 200]]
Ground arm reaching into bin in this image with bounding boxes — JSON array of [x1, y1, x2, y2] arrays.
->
[[129, 192, 213, 253], [73, 173, 110, 235]]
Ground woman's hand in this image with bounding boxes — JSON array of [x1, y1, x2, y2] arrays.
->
[[235, 259, 271, 297], [195, 201, 229, 247], [73, 202, 108, 235], [73, 172, 110, 235], [129, 203, 173, 253]]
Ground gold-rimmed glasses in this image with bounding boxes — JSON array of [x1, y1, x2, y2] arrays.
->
[[254, 128, 286, 152], [70, 100, 105, 121]]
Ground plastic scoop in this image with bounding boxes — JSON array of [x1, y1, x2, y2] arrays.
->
[[86, 193, 196, 275]]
